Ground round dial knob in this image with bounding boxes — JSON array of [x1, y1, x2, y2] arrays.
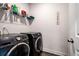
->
[[16, 37, 20, 40]]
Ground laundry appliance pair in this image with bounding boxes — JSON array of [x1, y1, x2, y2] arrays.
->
[[0, 32, 43, 56]]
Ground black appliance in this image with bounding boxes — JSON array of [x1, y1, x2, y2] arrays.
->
[[0, 34, 30, 56], [21, 32, 43, 56]]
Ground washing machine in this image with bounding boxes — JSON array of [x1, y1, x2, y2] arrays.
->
[[21, 32, 43, 56], [0, 33, 30, 56]]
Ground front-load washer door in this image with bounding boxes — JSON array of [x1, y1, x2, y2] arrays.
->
[[35, 37, 43, 52], [6, 42, 30, 56], [0, 45, 13, 56]]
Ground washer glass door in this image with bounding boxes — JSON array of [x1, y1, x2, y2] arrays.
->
[[0, 45, 13, 56], [7, 42, 30, 56]]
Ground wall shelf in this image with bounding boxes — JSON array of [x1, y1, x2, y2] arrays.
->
[[0, 10, 27, 25]]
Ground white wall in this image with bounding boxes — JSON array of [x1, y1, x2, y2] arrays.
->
[[0, 3, 30, 34], [29, 3, 69, 55]]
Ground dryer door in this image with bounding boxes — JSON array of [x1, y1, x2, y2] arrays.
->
[[35, 36, 43, 52], [6, 42, 30, 56]]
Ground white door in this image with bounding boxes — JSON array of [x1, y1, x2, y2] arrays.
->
[[68, 3, 76, 56], [68, 3, 79, 56], [74, 3, 79, 56]]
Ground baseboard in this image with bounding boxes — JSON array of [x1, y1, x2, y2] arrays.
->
[[43, 48, 67, 56]]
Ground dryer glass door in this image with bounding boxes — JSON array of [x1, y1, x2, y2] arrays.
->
[[7, 42, 30, 56], [35, 37, 43, 52]]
